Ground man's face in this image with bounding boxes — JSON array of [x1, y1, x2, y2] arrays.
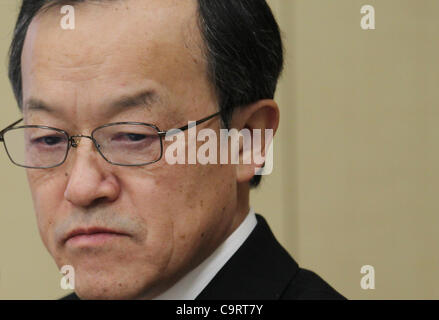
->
[[21, 0, 241, 299]]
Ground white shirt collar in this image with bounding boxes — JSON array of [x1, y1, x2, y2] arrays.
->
[[153, 207, 257, 300]]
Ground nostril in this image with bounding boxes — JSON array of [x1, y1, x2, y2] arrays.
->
[[89, 197, 107, 208]]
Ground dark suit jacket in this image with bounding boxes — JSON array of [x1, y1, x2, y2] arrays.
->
[[62, 214, 345, 300]]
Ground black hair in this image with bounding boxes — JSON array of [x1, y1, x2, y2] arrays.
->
[[8, 0, 284, 187]]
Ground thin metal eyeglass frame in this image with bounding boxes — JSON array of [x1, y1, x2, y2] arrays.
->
[[0, 111, 221, 169]]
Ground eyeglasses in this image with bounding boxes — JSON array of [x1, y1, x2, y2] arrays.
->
[[0, 112, 221, 169]]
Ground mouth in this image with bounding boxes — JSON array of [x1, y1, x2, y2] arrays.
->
[[64, 227, 129, 247]]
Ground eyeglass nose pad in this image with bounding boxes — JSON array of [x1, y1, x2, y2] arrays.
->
[[71, 137, 80, 148]]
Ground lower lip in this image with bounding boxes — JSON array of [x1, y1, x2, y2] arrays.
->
[[66, 233, 127, 247]]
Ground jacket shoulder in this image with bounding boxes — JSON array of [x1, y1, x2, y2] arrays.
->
[[281, 268, 346, 300], [60, 292, 79, 300], [197, 214, 346, 300]]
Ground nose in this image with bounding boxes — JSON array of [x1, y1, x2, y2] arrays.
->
[[64, 136, 120, 208]]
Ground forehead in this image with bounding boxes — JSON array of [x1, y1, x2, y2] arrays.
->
[[24, 0, 202, 72], [21, 0, 205, 117]]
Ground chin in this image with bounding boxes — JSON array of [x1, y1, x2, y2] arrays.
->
[[74, 278, 144, 300], [72, 264, 162, 300]]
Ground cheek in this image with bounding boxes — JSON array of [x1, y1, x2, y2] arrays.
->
[[137, 162, 231, 213], [134, 161, 236, 250], [26, 170, 66, 247]]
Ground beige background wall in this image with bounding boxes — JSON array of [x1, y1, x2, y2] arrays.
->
[[1, 0, 438, 299]]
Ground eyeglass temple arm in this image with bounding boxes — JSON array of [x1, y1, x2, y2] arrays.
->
[[0, 118, 23, 141], [158, 112, 221, 137]]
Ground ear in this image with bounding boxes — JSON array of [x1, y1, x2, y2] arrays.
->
[[230, 99, 280, 184]]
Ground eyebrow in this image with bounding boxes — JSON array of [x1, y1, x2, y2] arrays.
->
[[24, 98, 57, 114], [108, 90, 159, 110], [23, 89, 159, 116]]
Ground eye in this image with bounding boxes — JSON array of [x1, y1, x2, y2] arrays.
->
[[111, 132, 149, 142], [32, 135, 66, 146], [126, 133, 147, 142]]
